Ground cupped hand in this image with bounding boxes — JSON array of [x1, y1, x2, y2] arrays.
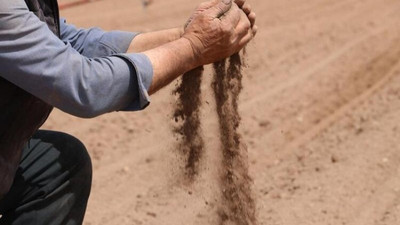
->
[[234, 0, 257, 29], [185, 0, 257, 32], [182, 0, 256, 66]]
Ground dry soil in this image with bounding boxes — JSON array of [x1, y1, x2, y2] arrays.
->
[[45, 0, 400, 224]]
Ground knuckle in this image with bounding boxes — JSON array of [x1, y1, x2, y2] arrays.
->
[[244, 3, 251, 11], [245, 21, 251, 30], [198, 14, 208, 22], [242, 19, 250, 28], [232, 3, 240, 11], [216, 5, 224, 12], [223, 24, 233, 33], [230, 38, 237, 46], [198, 2, 207, 8]]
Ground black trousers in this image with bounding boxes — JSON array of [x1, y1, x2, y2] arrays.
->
[[0, 130, 92, 225]]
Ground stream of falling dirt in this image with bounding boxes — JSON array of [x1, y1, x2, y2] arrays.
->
[[173, 66, 205, 180], [173, 53, 256, 224], [212, 54, 257, 225]]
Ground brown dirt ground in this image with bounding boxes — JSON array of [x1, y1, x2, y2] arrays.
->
[[45, 0, 400, 224]]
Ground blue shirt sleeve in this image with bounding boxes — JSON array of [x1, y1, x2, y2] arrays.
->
[[0, 0, 153, 118], [59, 18, 139, 57]]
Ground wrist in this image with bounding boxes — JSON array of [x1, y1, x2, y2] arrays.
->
[[142, 37, 203, 94], [176, 37, 201, 71], [169, 27, 185, 42]]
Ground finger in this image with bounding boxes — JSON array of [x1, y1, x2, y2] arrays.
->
[[222, 3, 242, 27], [238, 29, 254, 49], [234, 0, 245, 8], [241, 2, 252, 15], [237, 21, 255, 47], [207, 0, 233, 18], [248, 11, 256, 27], [252, 25, 258, 37], [235, 11, 251, 39]]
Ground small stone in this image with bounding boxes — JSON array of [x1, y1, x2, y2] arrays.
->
[[271, 193, 282, 199], [259, 120, 271, 128], [127, 128, 134, 134], [331, 155, 338, 163], [146, 212, 157, 218], [123, 166, 130, 173], [355, 127, 363, 135]]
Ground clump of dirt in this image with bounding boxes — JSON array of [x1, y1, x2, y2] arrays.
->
[[142, 0, 153, 8], [212, 54, 257, 225], [173, 66, 205, 180]]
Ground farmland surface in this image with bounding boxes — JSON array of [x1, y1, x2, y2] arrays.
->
[[45, 0, 400, 224]]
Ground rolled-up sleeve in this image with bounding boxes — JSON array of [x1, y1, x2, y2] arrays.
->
[[60, 18, 139, 57], [0, 0, 153, 118]]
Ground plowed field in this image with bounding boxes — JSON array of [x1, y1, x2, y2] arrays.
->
[[46, 0, 400, 224]]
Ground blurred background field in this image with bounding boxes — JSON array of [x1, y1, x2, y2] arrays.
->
[[46, 0, 400, 224]]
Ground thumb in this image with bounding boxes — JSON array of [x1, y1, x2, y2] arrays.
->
[[207, 0, 232, 18]]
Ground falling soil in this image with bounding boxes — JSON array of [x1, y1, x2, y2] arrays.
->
[[173, 52, 257, 224], [173, 66, 205, 180], [212, 54, 257, 225]]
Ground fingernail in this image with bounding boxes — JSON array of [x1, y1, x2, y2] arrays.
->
[[222, 0, 231, 4]]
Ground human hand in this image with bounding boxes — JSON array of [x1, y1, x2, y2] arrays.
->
[[185, 0, 257, 32], [182, 0, 256, 66], [234, 0, 257, 29]]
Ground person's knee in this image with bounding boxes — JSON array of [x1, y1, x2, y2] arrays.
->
[[57, 132, 92, 178], [34, 130, 92, 181]]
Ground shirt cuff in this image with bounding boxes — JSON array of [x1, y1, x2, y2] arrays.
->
[[99, 31, 139, 53], [117, 53, 153, 111]]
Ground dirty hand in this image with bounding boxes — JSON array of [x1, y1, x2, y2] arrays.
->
[[234, 0, 257, 29], [185, 0, 257, 32], [182, 0, 256, 66]]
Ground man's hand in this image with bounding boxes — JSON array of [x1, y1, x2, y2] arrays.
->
[[183, 0, 256, 66], [235, 0, 257, 29], [142, 0, 257, 95], [129, 0, 256, 56], [185, 0, 257, 31]]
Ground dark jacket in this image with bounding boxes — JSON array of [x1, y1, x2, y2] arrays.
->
[[0, 0, 59, 199]]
